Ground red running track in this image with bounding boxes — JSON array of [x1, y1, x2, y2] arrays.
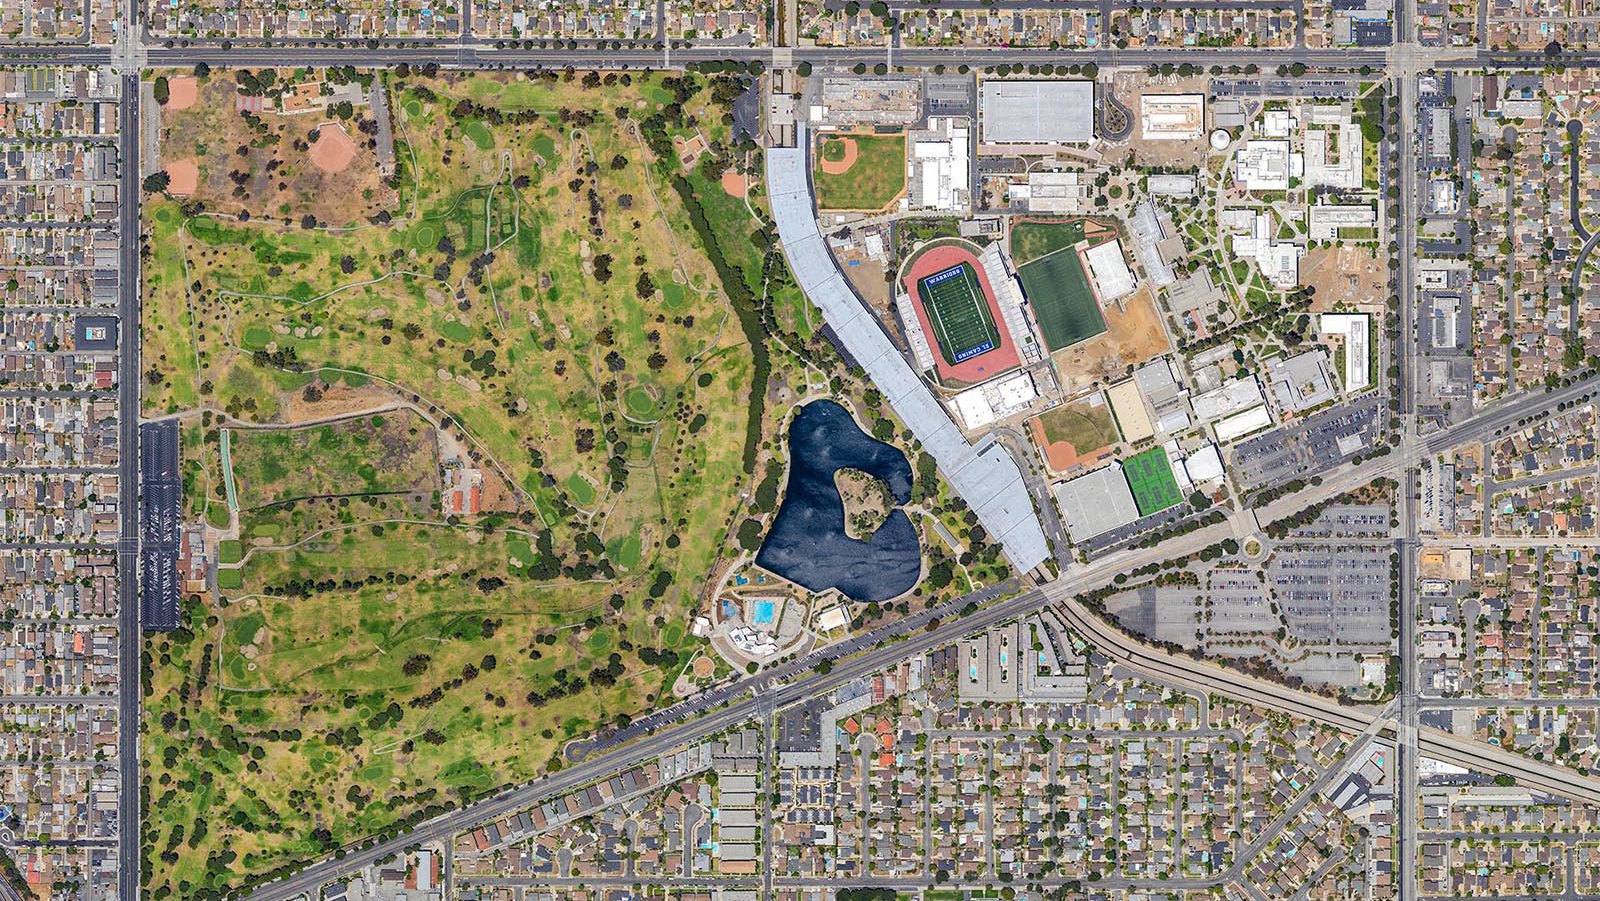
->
[[901, 244, 1020, 386]]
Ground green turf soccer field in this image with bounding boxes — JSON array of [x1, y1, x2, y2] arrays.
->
[[918, 262, 1000, 366], [1015, 249, 1107, 351], [1123, 447, 1184, 516]]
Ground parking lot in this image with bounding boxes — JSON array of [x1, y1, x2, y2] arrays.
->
[[1233, 396, 1385, 492], [1208, 568, 1274, 633], [1268, 544, 1393, 646], [1290, 503, 1393, 539]]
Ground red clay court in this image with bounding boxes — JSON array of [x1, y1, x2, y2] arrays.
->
[[902, 243, 1020, 385]]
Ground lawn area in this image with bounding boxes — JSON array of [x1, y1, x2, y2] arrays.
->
[[140, 67, 758, 898], [813, 133, 907, 210], [1037, 400, 1118, 454], [917, 262, 1000, 365], [1010, 217, 1087, 265], [228, 412, 438, 509], [1123, 446, 1184, 515], [1016, 249, 1106, 351]]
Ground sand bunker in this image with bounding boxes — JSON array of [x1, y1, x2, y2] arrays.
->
[[308, 123, 359, 173], [166, 159, 199, 196], [819, 137, 859, 175], [166, 76, 198, 111]]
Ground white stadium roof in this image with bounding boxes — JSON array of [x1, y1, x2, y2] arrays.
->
[[767, 129, 1051, 574]]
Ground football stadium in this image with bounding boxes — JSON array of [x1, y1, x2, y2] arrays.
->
[[917, 262, 1003, 366]]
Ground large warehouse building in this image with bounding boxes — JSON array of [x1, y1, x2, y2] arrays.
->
[[979, 80, 1095, 144], [1053, 463, 1140, 542]]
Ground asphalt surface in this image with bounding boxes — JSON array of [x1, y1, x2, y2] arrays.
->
[[17, 25, 1600, 901], [249, 364, 1600, 900], [116, 68, 142, 901]]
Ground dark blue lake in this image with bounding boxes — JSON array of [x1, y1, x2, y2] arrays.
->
[[755, 400, 921, 602]]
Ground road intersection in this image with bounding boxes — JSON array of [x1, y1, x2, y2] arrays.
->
[[17, 14, 1600, 898]]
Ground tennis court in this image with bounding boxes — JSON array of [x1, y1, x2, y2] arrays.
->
[[918, 262, 1001, 365], [1123, 447, 1184, 516], [1016, 248, 1107, 351]]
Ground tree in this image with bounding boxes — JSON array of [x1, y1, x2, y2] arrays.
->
[[736, 518, 764, 551], [153, 76, 170, 105], [142, 171, 171, 193]]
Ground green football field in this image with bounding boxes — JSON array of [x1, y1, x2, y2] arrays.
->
[[1016, 248, 1106, 351], [1123, 447, 1184, 516], [918, 262, 1001, 366]]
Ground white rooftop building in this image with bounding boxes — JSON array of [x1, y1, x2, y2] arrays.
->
[[1304, 122, 1364, 189], [1234, 140, 1298, 192], [951, 370, 1038, 430], [1147, 173, 1197, 197], [1183, 443, 1225, 484], [1213, 405, 1274, 443], [1128, 200, 1177, 288], [1141, 94, 1205, 140], [1084, 239, 1137, 301], [1192, 375, 1266, 422], [1054, 463, 1141, 541], [1268, 349, 1339, 413], [1262, 108, 1297, 138], [1308, 203, 1377, 242], [1023, 170, 1091, 214], [1322, 313, 1372, 393], [1231, 211, 1304, 289], [979, 80, 1095, 144], [909, 116, 971, 212], [895, 291, 938, 372]]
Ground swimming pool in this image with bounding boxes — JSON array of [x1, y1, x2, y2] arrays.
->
[[753, 600, 776, 625]]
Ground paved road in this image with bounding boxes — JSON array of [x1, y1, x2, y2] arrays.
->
[[116, 67, 142, 901], [244, 526, 1239, 901], [11, 26, 1596, 901], [248, 368, 1600, 898], [1395, 56, 1423, 901], [0, 44, 1390, 70]]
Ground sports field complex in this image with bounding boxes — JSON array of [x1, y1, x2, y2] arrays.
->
[[1122, 446, 1184, 515], [901, 243, 1020, 384], [1052, 445, 1184, 541], [1015, 244, 1108, 351], [919, 262, 1001, 364]]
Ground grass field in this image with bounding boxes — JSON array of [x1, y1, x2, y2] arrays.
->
[[1123, 446, 1183, 516], [141, 67, 769, 898], [1037, 400, 1118, 454], [229, 413, 437, 509], [1010, 218, 1087, 265], [917, 262, 1000, 365], [1016, 249, 1106, 351], [813, 133, 906, 210]]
